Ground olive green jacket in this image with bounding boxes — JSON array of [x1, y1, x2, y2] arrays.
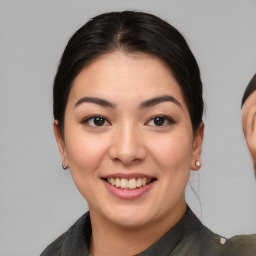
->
[[41, 207, 256, 256]]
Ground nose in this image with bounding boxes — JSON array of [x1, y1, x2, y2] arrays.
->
[[108, 123, 147, 165]]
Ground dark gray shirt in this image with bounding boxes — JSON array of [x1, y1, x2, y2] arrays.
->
[[40, 207, 256, 256]]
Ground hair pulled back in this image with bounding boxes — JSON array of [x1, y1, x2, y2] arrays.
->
[[53, 11, 204, 136]]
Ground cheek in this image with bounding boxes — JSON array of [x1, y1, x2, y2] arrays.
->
[[148, 132, 193, 171], [64, 133, 110, 202], [65, 132, 109, 172]]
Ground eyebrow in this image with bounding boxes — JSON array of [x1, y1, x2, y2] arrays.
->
[[140, 95, 182, 109], [74, 95, 182, 109], [74, 97, 115, 108]]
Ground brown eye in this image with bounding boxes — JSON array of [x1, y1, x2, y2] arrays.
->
[[153, 117, 165, 126], [83, 116, 110, 127], [146, 115, 174, 127], [93, 117, 105, 126]]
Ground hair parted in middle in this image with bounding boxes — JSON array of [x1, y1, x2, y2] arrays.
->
[[53, 11, 204, 137]]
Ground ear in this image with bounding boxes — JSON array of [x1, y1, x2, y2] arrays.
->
[[245, 106, 256, 139], [53, 120, 68, 166], [190, 122, 204, 171], [244, 107, 256, 165]]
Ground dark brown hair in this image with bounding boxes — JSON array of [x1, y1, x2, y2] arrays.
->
[[53, 11, 204, 136]]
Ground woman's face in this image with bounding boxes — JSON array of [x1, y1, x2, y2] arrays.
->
[[55, 51, 203, 228]]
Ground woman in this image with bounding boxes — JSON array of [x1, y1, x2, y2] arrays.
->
[[41, 11, 255, 256]]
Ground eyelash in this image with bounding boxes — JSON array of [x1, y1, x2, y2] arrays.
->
[[81, 115, 110, 127], [145, 115, 175, 127], [81, 115, 175, 128]]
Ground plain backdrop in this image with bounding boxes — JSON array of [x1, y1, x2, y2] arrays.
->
[[1, 1, 256, 255]]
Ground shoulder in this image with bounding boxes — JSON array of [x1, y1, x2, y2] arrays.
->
[[170, 208, 230, 255], [194, 230, 256, 256], [40, 212, 91, 256], [177, 208, 256, 255], [227, 234, 256, 256], [186, 222, 256, 255], [40, 232, 67, 256], [178, 225, 229, 255]]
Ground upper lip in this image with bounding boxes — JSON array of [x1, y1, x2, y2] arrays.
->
[[102, 173, 156, 180]]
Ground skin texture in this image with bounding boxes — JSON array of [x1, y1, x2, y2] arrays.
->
[[54, 51, 204, 256], [242, 90, 256, 173]]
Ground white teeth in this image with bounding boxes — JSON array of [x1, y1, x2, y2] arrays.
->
[[120, 178, 128, 189], [115, 178, 120, 188], [136, 178, 142, 187], [106, 177, 153, 190], [128, 178, 136, 189]]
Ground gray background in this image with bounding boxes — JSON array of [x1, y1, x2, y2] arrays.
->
[[1, 0, 256, 255]]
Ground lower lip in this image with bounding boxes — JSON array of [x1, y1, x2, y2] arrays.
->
[[103, 180, 156, 200]]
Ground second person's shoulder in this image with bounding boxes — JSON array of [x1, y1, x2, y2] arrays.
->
[[227, 234, 256, 256]]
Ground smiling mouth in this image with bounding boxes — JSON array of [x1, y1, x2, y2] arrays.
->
[[103, 177, 155, 190]]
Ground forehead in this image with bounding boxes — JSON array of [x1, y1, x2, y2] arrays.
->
[[70, 51, 186, 106]]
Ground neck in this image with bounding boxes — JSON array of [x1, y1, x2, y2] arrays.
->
[[89, 201, 186, 256]]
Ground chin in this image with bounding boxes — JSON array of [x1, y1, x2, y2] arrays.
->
[[112, 215, 151, 228], [105, 206, 154, 228]]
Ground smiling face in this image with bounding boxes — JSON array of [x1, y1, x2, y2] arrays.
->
[[54, 51, 203, 228]]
